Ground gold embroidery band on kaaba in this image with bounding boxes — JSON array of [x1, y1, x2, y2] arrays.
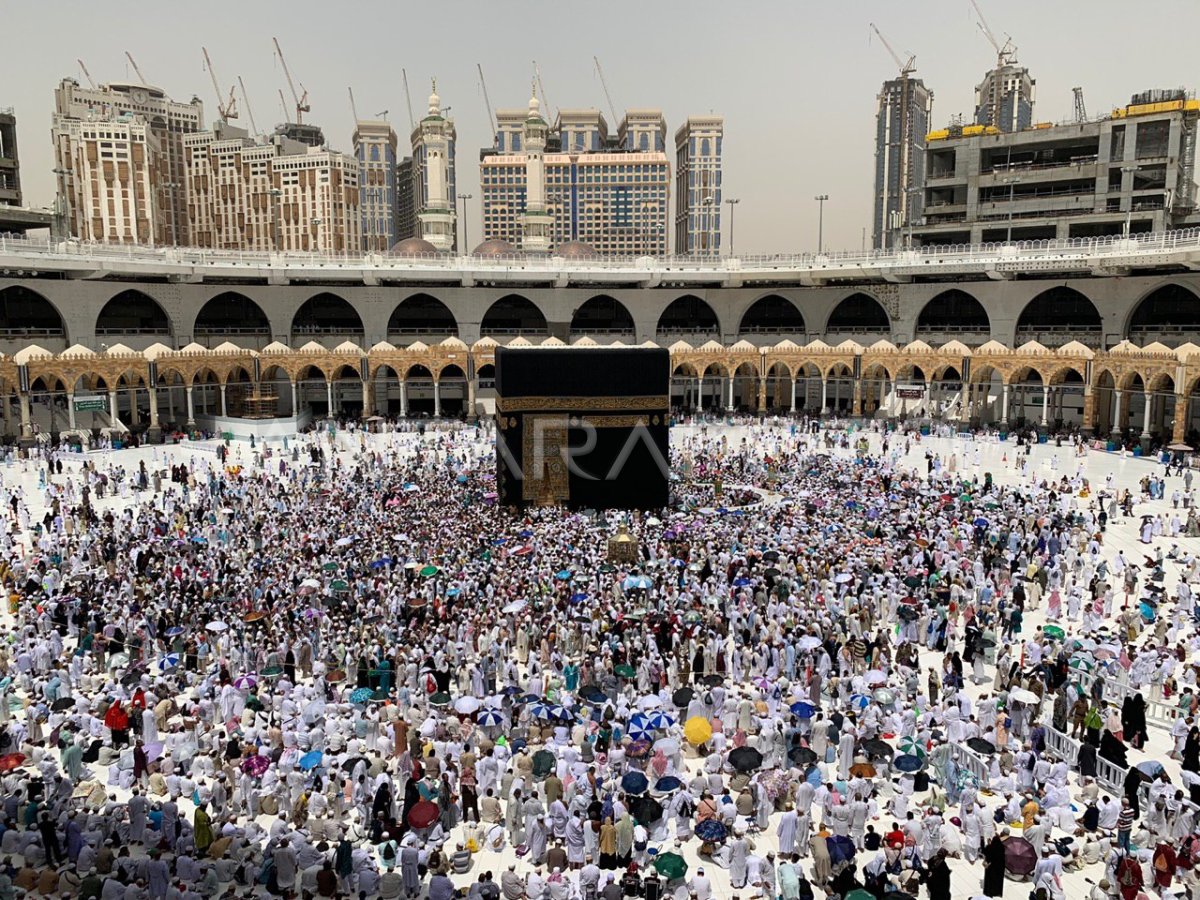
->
[[496, 395, 668, 413]]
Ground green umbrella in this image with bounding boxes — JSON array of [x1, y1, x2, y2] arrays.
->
[[846, 891, 875, 900], [599, 563, 616, 573], [429, 692, 451, 706], [1043, 625, 1065, 641], [330, 579, 349, 592], [653, 852, 687, 880], [615, 664, 636, 679], [420, 565, 439, 578], [322, 562, 338, 572]]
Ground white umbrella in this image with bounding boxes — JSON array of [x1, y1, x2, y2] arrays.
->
[[206, 621, 228, 633], [1008, 688, 1040, 704], [454, 696, 481, 715], [637, 695, 664, 710], [335, 537, 354, 547], [300, 578, 321, 589], [797, 636, 821, 650], [502, 599, 527, 614]]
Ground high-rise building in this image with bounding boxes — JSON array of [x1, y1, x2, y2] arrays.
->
[[53, 115, 163, 244], [974, 63, 1035, 133], [52, 78, 203, 244], [395, 156, 415, 242], [410, 85, 457, 251], [353, 119, 399, 252], [915, 90, 1199, 246], [480, 96, 671, 257], [873, 74, 933, 249], [183, 123, 361, 253], [0, 108, 20, 208], [674, 115, 723, 255]]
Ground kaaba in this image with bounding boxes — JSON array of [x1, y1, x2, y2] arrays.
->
[[495, 347, 670, 510]]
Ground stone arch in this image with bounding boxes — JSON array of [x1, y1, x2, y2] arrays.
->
[[193, 292, 270, 341], [826, 293, 889, 334], [0, 286, 67, 339], [291, 293, 365, 339], [738, 295, 806, 337], [657, 296, 719, 339], [480, 295, 548, 336], [916, 290, 990, 338], [1016, 286, 1102, 344], [388, 293, 458, 338], [570, 296, 635, 336], [1127, 283, 1200, 344], [96, 289, 171, 336]]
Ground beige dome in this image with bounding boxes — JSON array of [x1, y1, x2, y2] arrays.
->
[[554, 241, 598, 260]]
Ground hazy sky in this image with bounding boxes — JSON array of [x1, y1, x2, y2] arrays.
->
[[6, 0, 1199, 253]]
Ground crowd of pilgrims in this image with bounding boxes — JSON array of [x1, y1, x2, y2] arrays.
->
[[0, 418, 1191, 900]]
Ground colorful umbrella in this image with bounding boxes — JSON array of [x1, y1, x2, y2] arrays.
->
[[614, 664, 636, 679], [0, 753, 26, 773], [156, 654, 180, 673], [694, 820, 727, 842], [241, 755, 270, 777], [684, 717, 712, 745], [233, 675, 258, 690], [653, 852, 687, 879], [298, 751, 323, 771], [408, 799, 439, 829], [477, 708, 505, 727], [349, 688, 373, 705]]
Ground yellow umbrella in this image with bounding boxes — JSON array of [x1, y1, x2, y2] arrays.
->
[[684, 716, 713, 745]]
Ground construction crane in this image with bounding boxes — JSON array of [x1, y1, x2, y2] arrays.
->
[[77, 59, 96, 89], [593, 56, 619, 127], [969, 0, 1017, 66], [202, 47, 238, 123], [124, 51, 148, 85], [348, 86, 359, 122], [868, 23, 916, 76], [1073, 86, 1088, 123], [477, 63, 496, 139], [238, 76, 259, 135], [533, 60, 553, 120], [401, 68, 415, 132], [278, 89, 289, 123], [272, 37, 310, 124]]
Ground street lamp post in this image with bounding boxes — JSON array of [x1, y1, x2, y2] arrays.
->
[[814, 194, 829, 254], [457, 193, 472, 252], [725, 198, 740, 256]]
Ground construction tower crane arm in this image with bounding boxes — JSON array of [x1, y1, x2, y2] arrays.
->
[[202, 48, 237, 122], [969, 0, 1016, 64], [401, 69, 415, 132], [477, 64, 496, 140], [124, 51, 148, 85], [593, 56, 619, 126], [868, 24, 916, 75], [238, 76, 259, 135], [533, 61, 553, 121], [348, 86, 359, 122], [77, 59, 96, 89], [1073, 86, 1087, 123], [272, 37, 309, 124]]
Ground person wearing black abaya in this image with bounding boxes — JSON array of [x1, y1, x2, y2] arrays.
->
[[983, 834, 1006, 897], [1121, 694, 1148, 750], [1183, 725, 1200, 775], [1123, 766, 1142, 819], [924, 849, 952, 900]]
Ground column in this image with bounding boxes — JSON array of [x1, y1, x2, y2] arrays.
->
[[1173, 394, 1189, 445], [399, 380, 408, 417], [67, 393, 77, 431], [219, 384, 227, 418], [756, 378, 766, 414], [434, 380, 442, 417], [726, 376, 734, 412], [18, 393, 31, 438], [789, 378, 797, 414], [1111, 389, 1123, 436], [129, 389, 140, 426], [325, 380, 334, 418], [1, 392, 9, 434], [167, 386, 175, 421], [1041, 385, 1050, 426], [1000, 385, 1010, 425], [467, 378, 476, 418], [109, 390, 119, 427], [852, 380, 863, 417], [1143, 391, 1153, 435], [1081, 386, 1094, 435], [148, 387, 159, 428], [696, 376, 704, 412], [185, 386, 195, 427], [290, 381, 299, 416], [820, 378, 828, 414], [361, 379, 373, 418]]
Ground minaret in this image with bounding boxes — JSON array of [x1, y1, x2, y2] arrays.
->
[[417, 80, 456, 252], [519, 86, 552, 253]]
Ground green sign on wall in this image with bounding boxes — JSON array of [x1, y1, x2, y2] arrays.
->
[[73, 396, 107, 413]]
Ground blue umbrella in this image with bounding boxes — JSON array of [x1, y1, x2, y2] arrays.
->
[[477, 708, 505, 727], [156, 654, 180, 673], [732, 577, 751, 587], [849, 694, 870, 709], [654, 775, 683, 793], [569, 593, 588, 604], [519, 693, 542, 705], [492, 538, 508, 546], [164, 626, 184, 637], [622, 575, 653, 590], [894, 754, 924, 773], [556, 570, 573, 581], [456, 474, 468, 483], [368, 558, 391, 569], [508, 738, 527, 753], [349, 688, 373, 705], [528, 703, 551, 720], [446, 588, 461, 597], [647, 711, 676, 730], [790, 702, 815, 718], [621, 771, 649, 794], [581, 686, 608, 704], [695, 819, 727, 842], [501, 685, 523, 696], [551, 706, 575, 722], [519, 529, 533, 539], [627, 719, 653, 741], [299, 750, 323, 771]]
